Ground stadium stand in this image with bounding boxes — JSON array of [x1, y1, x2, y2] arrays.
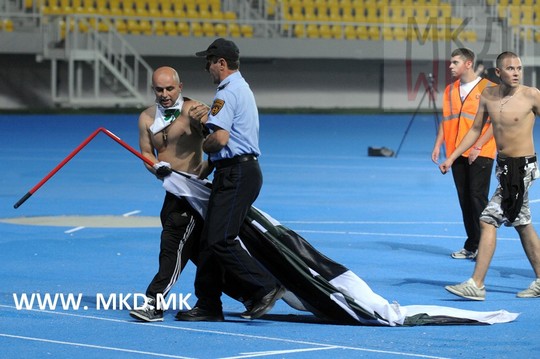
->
[[9, 0, 483, 41], [15, 0, 540, 46], [0, 0, 532, 109]]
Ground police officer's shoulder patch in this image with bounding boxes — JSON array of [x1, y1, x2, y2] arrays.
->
[[211, 99, 225, 116]]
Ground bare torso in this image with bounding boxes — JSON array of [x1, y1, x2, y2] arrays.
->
[[483, 85, 538, 157], [139, 97, 205, 174]]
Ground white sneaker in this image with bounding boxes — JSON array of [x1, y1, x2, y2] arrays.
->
[[129, 297, 163, 322], [451, 248, 478, 260], [445, 278, 485, 300], [516, 279, 540, 298]]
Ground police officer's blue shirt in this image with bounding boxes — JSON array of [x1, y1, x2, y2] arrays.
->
[[206, 71, 260, 162]]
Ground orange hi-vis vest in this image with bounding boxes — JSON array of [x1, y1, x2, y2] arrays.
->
[[442, 78, 496, 159]]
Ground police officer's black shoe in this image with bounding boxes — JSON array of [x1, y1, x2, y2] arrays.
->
[[175, 306, 224, 322], [241, 285, 286, 320]]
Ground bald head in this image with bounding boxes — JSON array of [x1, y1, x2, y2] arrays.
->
[[152, 66, 182, 108], [153, 66, 180, 86]]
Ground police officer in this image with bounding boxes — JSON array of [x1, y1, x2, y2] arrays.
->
[[176, 38, 285, 322]]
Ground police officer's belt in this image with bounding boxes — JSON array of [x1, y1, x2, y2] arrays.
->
[[214, 154, 258, 169]]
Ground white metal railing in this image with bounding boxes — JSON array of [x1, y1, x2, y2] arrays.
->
[[42, 14, 153, 107]]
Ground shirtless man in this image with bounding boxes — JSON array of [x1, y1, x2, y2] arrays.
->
[[129, 66, 209, 322], [439, 52, 540, 300]]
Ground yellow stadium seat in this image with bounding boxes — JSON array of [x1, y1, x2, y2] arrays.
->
[[77, 18, 89, 33], [342, 6, 354, 22], [356, 25, 368, 40], [177, 22, 190, 36], [522, 10, 533, 25], [293, 24, 306, 38], [202, 22, 216, 37], [240, 24, 254, 37], [3, 19, 14, 32], [289, 3, 303, 19], [211, 9, 224, 20], [265, 0, 276, 16], [148, 2, 161, 17], [138, 20, 152, 35], [319, 24, 332, 39], [328, 4, 341, 20], [209, 0, 221, 12], [509, 5, 521, 26], [97, 18, 109, 32], [519, 29, 534, 41], [303, 5, 316, 21], [152, 20, 165, 36], [183, 0, 196, 12], [344, 25, 356, 39], [199, 9, 212, 19], [393, 26, 406, 41], [190, 22, 203, 37], [109, 5, 122, 16], [440, 3, 451, 18], [367, 26, 380, 40], [331, 25, 343, 39], [316, 5, 329, 22], [215, 23, 227, 36], [127, 19, 141, 35], [354, 6, 366, 22], [115, 19, 127, 34], [186, 9, 199, 19], [164, 21, 177, 36], [365, 4, 379, 23], [228, 23, 241, 37], [467, 30, 478, 42], [59, 0, 72, 14], [160, 3, 173, 17], [306, 24, 319, 38], [224, 11, 237, 20], [173, 4, 184, 17], [122, 1, 135, 16], [382, 26, 393, 40]]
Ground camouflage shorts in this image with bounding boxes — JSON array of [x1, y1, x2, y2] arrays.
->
[[480, 158, 539, 228]]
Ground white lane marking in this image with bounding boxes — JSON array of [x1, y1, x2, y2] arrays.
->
[[0, 333, 195, 359], [123, 210, 142, 217], [295, 230, 519, 241], [64, 226, 85, 234], [220, 346, 342, 358], [0, 304, 448, 359]]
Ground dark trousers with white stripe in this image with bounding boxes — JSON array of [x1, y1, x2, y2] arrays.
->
[[146, 192, 204, 299], [194, 160, 278, 310]]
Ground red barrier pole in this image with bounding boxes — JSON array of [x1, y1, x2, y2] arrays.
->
[[99, 128, 155, 168], [13, 127, 157, 209], [14, 128, 105, 208]]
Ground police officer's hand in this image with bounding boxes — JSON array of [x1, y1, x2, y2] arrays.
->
[[189, 104, 209, 122]]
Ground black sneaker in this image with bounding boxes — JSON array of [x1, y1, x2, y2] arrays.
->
[[130, 298, 164, 322], [175, 306, 224, 322], [241, 285, 286, 320]]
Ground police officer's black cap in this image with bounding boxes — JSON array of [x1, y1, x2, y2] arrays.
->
[[195, 38, 239, 61]]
